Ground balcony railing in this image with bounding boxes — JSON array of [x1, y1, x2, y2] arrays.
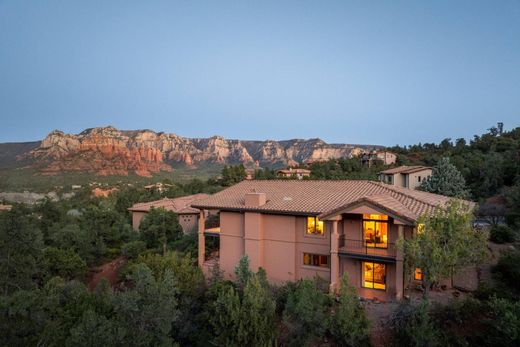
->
[[339, 238, 397, 258]]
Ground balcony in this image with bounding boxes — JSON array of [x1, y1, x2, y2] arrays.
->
[[338, 236, 396, 262]]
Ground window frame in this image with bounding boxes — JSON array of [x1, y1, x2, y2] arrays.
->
[[361, 261, 387, 291], [302, 252, 330, 269]]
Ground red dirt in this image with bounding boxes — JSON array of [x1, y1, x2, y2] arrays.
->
[[88, 257, 127, 291]]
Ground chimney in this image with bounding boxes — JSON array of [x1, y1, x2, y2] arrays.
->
[[245, 192, 266, 207]]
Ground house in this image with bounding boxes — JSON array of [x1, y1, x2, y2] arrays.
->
[[276, 168, 311, 180], [379, 166, 432, 189], [192, 180, 461, 301], [128, 193, 210, 233], [361, 150, 397, 167], [245, 168, 256, 180], [143, 182, 173, 193]]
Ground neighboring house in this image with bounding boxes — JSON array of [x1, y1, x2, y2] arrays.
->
[[245, 168, 256, 180], [128, 193, 210, 233], [276, 168, 311, 179], [192, 180, 461, 301], [361, 150, 397, 167], [0, 204, 12, 211], [379, 166, 432, 189], [144, 182, 173, 193]]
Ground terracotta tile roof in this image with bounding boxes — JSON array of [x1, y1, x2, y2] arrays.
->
[[128, 193, 209, 214], [191, 180, 468, 223], [379, 166, 432, 175]]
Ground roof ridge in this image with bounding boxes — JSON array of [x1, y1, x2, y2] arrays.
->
[[367, 181, 441, 210]]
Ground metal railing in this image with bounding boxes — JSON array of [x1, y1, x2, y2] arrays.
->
[[339, 238, 396, 258]]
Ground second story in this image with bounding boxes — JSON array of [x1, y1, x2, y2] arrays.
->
[[379, 165, 432, 189]]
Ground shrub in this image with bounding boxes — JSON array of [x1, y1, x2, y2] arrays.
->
[[121, 241, 147, 259], [388, 301, 441, 347], [506, 212, 520, 228], [492, 249, 520, 296], [489, 225, 516, 243], [43, 247, 87, 280]]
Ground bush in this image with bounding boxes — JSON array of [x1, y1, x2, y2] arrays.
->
[[506, 212, 520, 228], [492, 249, 520, 296], [43, 247, 87, 280], [489, 225, 516, 243], [121, 241, 147, 259], [389, 301, 441, 347]]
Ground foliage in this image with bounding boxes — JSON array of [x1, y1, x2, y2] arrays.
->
[[492, 249, 520, 297], [309, 157, 385, 180], [489, 225, 516, 243], [482, 296, 520, 347], [120, 240, 147, 259], [138, 207, 183, 252], [282, 278, 331, 346], [419, 157, 469, 198], [234, 255, 252, 289], [0, 205, 43, 295], [389, 301, 442, 347], [221, 165, 247, 186], [329, 274, 371, 347], [42, 247, 87, 280], [398, 199, 487, 299]]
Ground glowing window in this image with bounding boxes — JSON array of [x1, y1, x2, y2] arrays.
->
[[303, 253, 329, 268], [417, 223, 425, 235], [363, 214, 388, 248], [306, 216, 324, 235], [362, 262, 386, 290], [414, 268, 423, 281]]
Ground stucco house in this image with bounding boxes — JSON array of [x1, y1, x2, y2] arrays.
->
[[379, 166, 432, 189], [192, 180, 465, 301], [276, 168, 311, 179], [128, 193, 210, 233], [361, 150, 397, 167]]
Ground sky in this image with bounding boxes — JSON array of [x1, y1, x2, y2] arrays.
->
[[0, 0, 519, 146]]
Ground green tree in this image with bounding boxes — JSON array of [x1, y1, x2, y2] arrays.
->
[[234, 255, 252, 289], [139, 207, 182, 252], [66, 309, 116, 347], [43, 247, 87, 280], [0, 205, 43, 294], [398, 200, 487, 299], [329, 274, 371, 346], [419, 157, 469, 198]]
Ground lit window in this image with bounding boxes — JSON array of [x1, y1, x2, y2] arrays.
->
[[303, 253, 329, 268], [414, 268, 423, 281], [363, 214, 388, 248], [306, 216, 324, 235], [362, 262, 386, 290], [417, 223, 425, 235]]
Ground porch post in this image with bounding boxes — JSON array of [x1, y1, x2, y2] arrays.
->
[[395, 224, 404, 300], [330, 219, 340, 292], [198, 210, 206, 267]]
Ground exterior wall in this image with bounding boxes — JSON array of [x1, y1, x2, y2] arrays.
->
[[295, 217, 331, 282], [407, 169, 432, 190], [219, 211, 245, 279], [394, 173, 407, 188], [179, 213, 198, 234], [132, 212, 147, 231]]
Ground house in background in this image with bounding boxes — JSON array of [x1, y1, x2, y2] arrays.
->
[[361, 150, 397, 167], [379, 166, 432, 189], [192, 180, 464, 301], [276, 168, 311, 179], [0, 204, 12, 212], [144, 182, 173, 193], [129, 193, 210, 233]]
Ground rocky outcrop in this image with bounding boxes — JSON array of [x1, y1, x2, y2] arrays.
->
[[18, 126, 383, 176]]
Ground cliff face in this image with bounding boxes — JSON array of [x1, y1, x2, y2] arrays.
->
[[19, 126, 382, 176]]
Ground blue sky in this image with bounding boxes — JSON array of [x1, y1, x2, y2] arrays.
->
[[0, 0, 519, 146]]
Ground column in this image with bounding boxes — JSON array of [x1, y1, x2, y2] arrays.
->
[[198, 210, 206, 267], [395, 224, 404, 299], [330, 220, 340, 292]]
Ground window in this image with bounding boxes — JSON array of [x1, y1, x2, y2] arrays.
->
[[362, 262, 386, 290], [306, 216, 324, 235], [417, 176, 422, 182], [363, 214, 388, 248], [414, 268, 423, 281], [303, 253, 329, 268], [416, 223, 425, 235]]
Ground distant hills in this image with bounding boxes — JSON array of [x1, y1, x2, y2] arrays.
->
[[0, 126, 384, 177]]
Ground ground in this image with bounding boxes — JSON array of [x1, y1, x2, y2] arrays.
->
[[88, 257, 127, 291]]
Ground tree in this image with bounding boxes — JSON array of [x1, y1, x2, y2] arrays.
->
[[419, 157, 469, 198], [138, 207, 182, 252], [43, 247, 87, 280], [222, 165, 247, 186], [0, 205, 43, 294], [66, 309, 116, 347], [329, 274, 371, 347], [234, 255, 252, 289], [398, 200, 487, 299]]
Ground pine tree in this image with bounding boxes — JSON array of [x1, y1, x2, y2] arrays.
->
[[419, 157, 469, 198]]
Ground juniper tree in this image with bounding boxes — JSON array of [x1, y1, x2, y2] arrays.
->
[[419, 157, 469, 198]]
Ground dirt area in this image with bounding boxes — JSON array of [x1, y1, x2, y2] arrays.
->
[[88, 257, 127, 291]]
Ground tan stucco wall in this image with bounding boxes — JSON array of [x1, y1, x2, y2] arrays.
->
[[132, 212, 147, 231], [407, 169, 432, 189]]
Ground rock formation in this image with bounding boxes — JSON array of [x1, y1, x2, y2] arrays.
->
[[18, 126, 383, 176]]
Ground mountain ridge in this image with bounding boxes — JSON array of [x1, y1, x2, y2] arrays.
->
[[3, 126, 385, 177]]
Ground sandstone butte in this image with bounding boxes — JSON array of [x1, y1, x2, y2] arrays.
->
[[19, 126, 383, 177]]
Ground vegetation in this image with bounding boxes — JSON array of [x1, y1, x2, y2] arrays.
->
[[398, 200, 488, 299], [419, 157, 469, 198]]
